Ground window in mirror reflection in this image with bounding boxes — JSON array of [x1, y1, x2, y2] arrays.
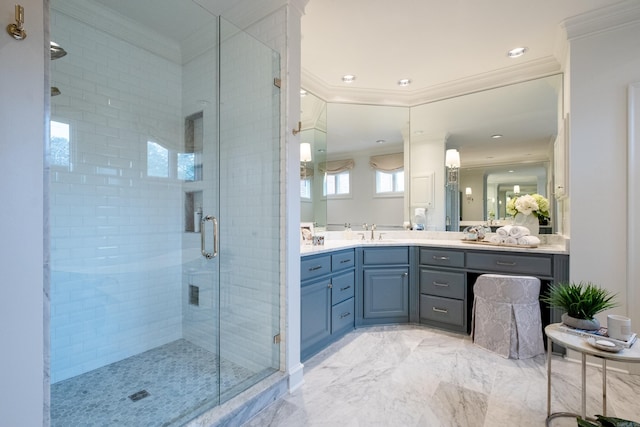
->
[[324, 171, 350, 197], [301, 178, 312, 200], [375, 170, 404, 194]]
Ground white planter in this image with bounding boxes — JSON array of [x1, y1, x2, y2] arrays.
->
[[561, 312, 601, 330], [514, 212, 539, 236]]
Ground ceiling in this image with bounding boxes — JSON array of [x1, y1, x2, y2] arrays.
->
[[301, 0, 618, 105]]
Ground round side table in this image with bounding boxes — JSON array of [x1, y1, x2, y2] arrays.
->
[[545, 323, 640, 426]]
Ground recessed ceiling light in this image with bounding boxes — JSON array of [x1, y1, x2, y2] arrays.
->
[[398, 78, 411, 87], [342, 74, 356, 83], [508, 170, 515, 173], [317, 148, 326, 153], [491, 134, 503, 139], [507, 47, 528, 58], [300, 89, 307, 96], [376, 139, 386, 144]]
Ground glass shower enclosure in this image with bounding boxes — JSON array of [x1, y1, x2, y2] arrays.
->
[[49, 1, 281, 425]]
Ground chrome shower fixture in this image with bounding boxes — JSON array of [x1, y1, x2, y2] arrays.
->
[[50, 41, 67, 60]]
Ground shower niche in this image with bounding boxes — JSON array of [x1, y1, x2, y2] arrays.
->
[[185, 190, 203, 233], [184, 112, 205, 233]]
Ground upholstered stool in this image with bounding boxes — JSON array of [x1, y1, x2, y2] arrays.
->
[[471, 274, 544, 359]]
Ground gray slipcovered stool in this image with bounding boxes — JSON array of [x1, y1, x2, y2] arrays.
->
[[471, 274, 544, 359]]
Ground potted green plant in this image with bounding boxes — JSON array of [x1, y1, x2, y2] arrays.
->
[[542, 281, 618, 330], [577, 414, 640, 427]]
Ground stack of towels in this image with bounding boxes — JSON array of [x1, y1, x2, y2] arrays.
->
[[488, 225, 541, 246]]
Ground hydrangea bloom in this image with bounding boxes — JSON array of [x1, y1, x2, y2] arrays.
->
[[506, 193, 550, 219]]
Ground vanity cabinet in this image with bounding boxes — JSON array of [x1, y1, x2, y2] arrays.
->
[[360, 247, 410, 325], [300, 249, 355, 361], [419, 248, 468, 333], [302, 244, 569, 354]]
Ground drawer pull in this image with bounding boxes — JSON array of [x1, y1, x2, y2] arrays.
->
[[433, 256, 450, 261], [308, 265, 323, 271], [340, 259, 352, 264], [432, 307, 448, 314], [340, 285, 351, 291], [340, 311, 351, 319], [496, 261, 517, 266], [433, 282, 449, 287]]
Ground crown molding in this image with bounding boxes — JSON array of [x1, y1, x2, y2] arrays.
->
[[562, 0, 640, 41], [302, 56, 561, 107]]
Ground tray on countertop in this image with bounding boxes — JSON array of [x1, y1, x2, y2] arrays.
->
[[460, 239, 538, 248]]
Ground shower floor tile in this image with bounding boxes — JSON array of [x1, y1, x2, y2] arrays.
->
[[51, 339, 256, 427]]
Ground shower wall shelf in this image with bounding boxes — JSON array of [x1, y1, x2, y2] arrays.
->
[[185, 190, 203, 233]]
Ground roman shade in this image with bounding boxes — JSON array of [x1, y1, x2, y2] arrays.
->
[[369, 153, 403, 172], [318, 159, 355, 174]]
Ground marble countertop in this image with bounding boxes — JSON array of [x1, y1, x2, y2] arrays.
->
[[300, 230, 569, 256]]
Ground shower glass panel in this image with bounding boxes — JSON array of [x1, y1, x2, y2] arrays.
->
[[217, 17, 281, 403], [49, 1, 280, 425]]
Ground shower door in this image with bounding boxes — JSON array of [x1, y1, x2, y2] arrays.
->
[[49, 2, 280, 425], [215, 16, 282, 403]]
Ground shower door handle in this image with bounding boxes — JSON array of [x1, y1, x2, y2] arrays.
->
[[201, 215, 218, 259]]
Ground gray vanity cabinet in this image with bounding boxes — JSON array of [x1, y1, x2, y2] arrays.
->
[[419, 248, 468, 333], [301, 249, 355, 361], [360, 247, 410, 325]]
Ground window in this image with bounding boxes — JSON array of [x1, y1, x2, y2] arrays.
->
[[50, 120, 70, 167], [375, 169, 404, 194], [177, 152, 196, 181], [147, 141, 169, 177], [324, 171, 350, 196], [301, 178, 312, 200]]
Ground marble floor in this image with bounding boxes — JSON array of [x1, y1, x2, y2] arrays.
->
[[244, 325, 640, 427]]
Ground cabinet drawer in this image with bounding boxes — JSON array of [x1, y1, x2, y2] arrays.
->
[[331, 270, 355, 305], [466, 252, 552, 276], [331, 297, 354, 334], [362, 247, 409, 265], [420, 248, 464, 268], [420, 269, 465, 299], [301, 254, 331, 281], [332, 249, 355, 271], [420, 295, 464, 327]]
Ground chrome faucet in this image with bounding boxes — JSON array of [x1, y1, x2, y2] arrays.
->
[[370, 224, 376, 241]]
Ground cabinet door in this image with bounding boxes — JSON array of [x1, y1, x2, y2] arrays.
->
[[301, 279, 331, 353], [363, 268, 409, 319]]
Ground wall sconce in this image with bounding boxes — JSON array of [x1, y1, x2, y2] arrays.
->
[[513, 185, 520, 195], [300, 142, 312, 162], [465, 187, 473, 202], [445, 149, 460, 185]]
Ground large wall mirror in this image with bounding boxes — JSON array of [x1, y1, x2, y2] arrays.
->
[[301, 73, 563, 233], [300, 91, 327, 227], [410, 74, 561, 232]]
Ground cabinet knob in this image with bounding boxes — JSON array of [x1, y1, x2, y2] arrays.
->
[[402, 272, 408, 277], [327, 283, 333, 288]]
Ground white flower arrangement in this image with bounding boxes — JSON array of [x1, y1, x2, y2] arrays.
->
[[506, 193, 550, 220]]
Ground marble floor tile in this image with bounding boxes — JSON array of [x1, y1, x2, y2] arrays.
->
[[244, 325, 640, 427]]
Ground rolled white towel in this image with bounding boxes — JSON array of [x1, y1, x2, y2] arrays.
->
[[496, 225, 512, 238], [509, 225, 530, 239], [517, 236, 541, 246], [489, 235, 503, 244], [505, 236, 518, 245]]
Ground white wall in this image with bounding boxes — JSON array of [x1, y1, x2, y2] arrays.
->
[[567, 16, 640, 350], [0, 0, 46, 424]]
